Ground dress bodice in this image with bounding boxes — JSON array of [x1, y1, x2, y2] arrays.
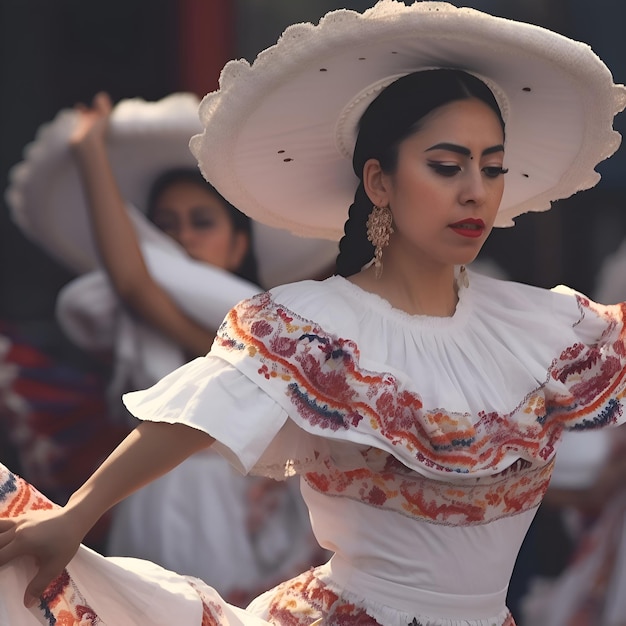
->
[[122, 269, 626, 624]]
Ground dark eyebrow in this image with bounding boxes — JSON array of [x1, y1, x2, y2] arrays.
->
[[425, 142, 505, 156]]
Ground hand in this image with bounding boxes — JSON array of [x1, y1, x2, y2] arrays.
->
[[0, 507, 84, 607], [69, 91, 113, 152]]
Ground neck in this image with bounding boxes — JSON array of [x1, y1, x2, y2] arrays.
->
[[349, 253, 460, 317]]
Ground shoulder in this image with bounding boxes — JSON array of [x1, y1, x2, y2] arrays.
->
[[467, 268, 624, 346], [468, 268, 585, 314], [267, 276, 361, 331]]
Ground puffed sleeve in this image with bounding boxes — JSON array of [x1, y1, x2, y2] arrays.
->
[[545, 286, 626, 432], [123, 354, 346, 478]]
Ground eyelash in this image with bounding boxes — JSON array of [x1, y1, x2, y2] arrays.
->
[[428, 163, 509, 178]]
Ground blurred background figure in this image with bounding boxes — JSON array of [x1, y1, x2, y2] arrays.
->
[[594, 239, 626, 306], [4, 89, 335, 605], [519, 427, 626, 625], [515, 222, 626, 626]]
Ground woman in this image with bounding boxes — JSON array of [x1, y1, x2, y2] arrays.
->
[[5, 92, 326, 608], [1, 2, 626, 625]]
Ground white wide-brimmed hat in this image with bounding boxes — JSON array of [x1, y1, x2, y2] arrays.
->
[[6, 93, 338, 288], [190, 0, 626, 241]]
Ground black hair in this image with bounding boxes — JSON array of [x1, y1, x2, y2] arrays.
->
[[335, 69, 505, 277], [146, 168, 262, 287]]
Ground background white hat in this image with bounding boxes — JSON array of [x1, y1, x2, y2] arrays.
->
[[190, 0, 626, 241], [6, 92, 338, 288]]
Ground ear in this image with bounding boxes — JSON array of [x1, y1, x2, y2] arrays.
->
[[227, 231, 250, 272], [362, 158, 391, 207]]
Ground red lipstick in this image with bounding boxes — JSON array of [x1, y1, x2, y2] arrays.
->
[[448, 218, 485, 238]]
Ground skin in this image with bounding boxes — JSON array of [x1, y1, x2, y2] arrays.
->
[[150, 180, 247, 271], [0, 96, 507, 608], [350, 98, 506, 318], [70, 92, 247, 357]]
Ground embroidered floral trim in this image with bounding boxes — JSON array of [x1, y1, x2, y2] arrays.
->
[[39, 571, 102, 626], [304, 452, 554, 525], [265, 567, 517, 626], [266, 567, 380, 625], [214, 293, 626, 476], [187, 578, 227, 626], [0, 469, 102, 625]]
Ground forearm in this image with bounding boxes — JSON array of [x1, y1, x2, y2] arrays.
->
[[122, 287, 216, 356], [73, 137, 151, 295], [64, 421, 215, 535], [73, 138, 215, 355]]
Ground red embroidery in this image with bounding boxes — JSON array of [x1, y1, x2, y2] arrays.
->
[[214, 292, 626, 476]]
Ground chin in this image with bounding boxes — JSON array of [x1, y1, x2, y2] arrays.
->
[[449, 251, 481, 267]]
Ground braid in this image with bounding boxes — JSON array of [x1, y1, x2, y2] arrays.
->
[[336, 181, 374, 277]]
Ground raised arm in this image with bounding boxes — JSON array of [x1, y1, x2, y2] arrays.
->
[[0, 421, 215, 606], [70, 92, 215, 356]]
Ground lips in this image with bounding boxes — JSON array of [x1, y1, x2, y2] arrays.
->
[[448, 218, 485, 238]]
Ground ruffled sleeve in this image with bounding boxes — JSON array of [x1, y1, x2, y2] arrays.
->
[[124, 275, 626, 482], [122, 355, 352, 478], [124, 356, 286, 475], [546, 286, 626, 431], [208, 279, 626, 478]]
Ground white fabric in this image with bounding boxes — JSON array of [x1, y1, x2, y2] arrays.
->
[[53, 220, 320, 598], [5, 95, 338, 287], [191, 0, 626, 240], [4, 270, 626, 624], [106, 450, 318, 600], [56, 238, 260, 411], [57, 239, 261, 346], [550, 429, 611, 489], [116, 270, 626, 624], [125, 271, 620, 480]]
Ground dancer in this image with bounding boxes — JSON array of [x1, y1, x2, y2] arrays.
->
[[5, 92, 329, 606], [1, 2, 625, 625]]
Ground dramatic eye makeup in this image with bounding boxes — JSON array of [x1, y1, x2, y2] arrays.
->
[[427, 163, 462, 177], [425, 142, 508, 177]]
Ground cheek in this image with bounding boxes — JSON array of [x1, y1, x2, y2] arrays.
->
[[391, 178, 446, 227], [199, 227, 237, 258], [487, 182, 505, 220]]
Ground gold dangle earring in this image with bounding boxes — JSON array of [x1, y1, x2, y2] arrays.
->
[[366, 204, 394, 278]]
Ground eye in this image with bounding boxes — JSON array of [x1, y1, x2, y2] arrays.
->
[[191, 217, 216, 230], [152, 219, 177, 233], [428, 162, 461, 177], [191, 217, 216, 229], [483, 166, 509, 178]]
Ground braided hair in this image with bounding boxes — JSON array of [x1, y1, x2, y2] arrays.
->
[[335, 69, 505, 277]]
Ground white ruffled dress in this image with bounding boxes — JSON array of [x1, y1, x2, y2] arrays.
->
[[2, 268, 626, 626]]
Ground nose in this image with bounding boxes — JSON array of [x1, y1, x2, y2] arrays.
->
[[459, 167, 487, 206], [172, 222, 196, 250]]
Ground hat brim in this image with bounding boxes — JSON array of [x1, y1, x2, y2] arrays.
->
[[6, 93, 338, 288], [190, 0, 626, 241]]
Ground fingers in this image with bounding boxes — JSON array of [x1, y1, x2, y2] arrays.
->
[[73, 91, 112, 116], [93, 91, 113, 115]]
